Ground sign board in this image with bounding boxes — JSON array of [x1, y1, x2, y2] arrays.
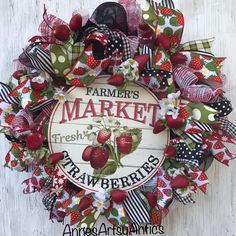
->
[[48, 77, 168, 192]]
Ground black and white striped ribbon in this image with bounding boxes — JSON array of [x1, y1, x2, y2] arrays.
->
[[194, 121, 213, 132], [123, 190, 150, 224], [0, 82, 20, 105], [138, 45, 153, 69], [159, 0, 175, 9], [28, 99, 55, 114], [23, 47, 54, 74], [185, 132, 202, 144], [149, 0, 175, 10]]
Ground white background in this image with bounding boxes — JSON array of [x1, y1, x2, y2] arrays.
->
[[0, 0, 236, 235]]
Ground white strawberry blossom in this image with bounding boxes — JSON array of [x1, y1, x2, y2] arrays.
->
[[92, 189, 110, 213], [53, 88, 67, 103], [157, 91, 181, 120]]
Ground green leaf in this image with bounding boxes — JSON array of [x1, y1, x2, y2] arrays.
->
[[93, 160, 117, 177], [205, 62, 217, 72], [129, 128, 142, 154], [163, 27, 173, 36], [12, 148, 20, 158], [169, 17, 179, 27], [158, 16, 165, 26], [111, 208, 119, 217]]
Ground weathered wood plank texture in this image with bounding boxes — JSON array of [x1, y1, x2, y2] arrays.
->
[[0, 0, 236, 235]]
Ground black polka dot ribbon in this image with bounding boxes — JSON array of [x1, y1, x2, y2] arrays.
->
[[106, 37, 124, 56], [176, 142, 204, 166], [141, 69, 172, 87], [208, 98, 233, 118]]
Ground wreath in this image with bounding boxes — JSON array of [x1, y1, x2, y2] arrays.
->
[[0, 0, 235, 229]]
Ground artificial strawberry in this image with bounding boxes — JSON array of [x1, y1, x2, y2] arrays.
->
[[189, 57, 203, 70], [111, 189, 127, 204], [160, 7, 173, 16], [90, 146, 109, 169], [69, 13, 82, 32], [150, 208, 162, 225], [26, 132, 45, 150], [70, 78, 84, 87], [160, 61, 171, 71], [78, 197, 93, 212], [170, 175, 190, 189], [53, 24, 70, 42], [82, 146, 94, 162], [133, 54, 150, 71], [74, 67, 86, 75], [12, 70, 26, 80], [86, 55, 100, 69], [164, 146, 177, 158], [97, 128, 111, 144], [31, 80, 48, 92], [116, 133, 133, 154], [170, 52, 187, 65], [49, 152, 64, 165], [107, 74, 124, 87], [166, 115, 185, 129], [153, 120, 166, 134], [157, 34, 171, 50], [146, 192, 157, 208], [5, 114, 15, 125]]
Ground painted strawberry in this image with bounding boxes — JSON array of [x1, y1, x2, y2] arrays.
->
[[189, 57, 203, 70], [5, 114, 15, 125], [158, 179, 167, 188], [32, 90, 43, 100], [209, 76, 222, 83], [31, 177, 38, 186], [116, 133, 133, 154], [101, 59, 110, 70], [86, 55, 100, 69], [31, 80, 48, 92], [97, 128, 111, 144], [74, 67, 86, 75], [160, 61, 171, 71], [11, 160, 18, 168], [154, 53, 163, 64], [163, 189, 172, 197], [22, 87, 29, 94], [90, 146, 109, 169], [169, 34, 180, 46], [170, 175, 190, 189], [82, 146, 94, 162], [70, 78, 84, 87], [194, 72, 205, 80], [160, 7, 173, 16], [176, 14, 184, 26]]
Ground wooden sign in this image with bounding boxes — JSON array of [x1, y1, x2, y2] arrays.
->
[[48, 77, 168, 192]]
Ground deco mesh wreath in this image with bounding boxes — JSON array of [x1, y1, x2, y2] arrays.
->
[[1, 0, 235, 229]]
